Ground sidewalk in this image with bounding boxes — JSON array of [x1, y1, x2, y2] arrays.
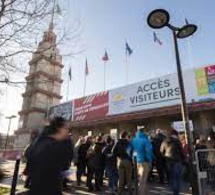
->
[[0, 161, 192, 195], [65, 183, 192, 195], [0, 181, 192, 195], [0, 177, 192, 195]]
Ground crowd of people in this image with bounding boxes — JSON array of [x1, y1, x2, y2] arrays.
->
[[73, 128, 186, 195], [23, 116, 215, 195]]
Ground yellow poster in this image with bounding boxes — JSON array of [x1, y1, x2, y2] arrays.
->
[[195, 68, 209, 96]]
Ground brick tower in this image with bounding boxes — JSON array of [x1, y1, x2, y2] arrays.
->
[[14, 22, 63, 148]]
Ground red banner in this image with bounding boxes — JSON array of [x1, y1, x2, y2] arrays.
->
[[74, 91, 109, 121]]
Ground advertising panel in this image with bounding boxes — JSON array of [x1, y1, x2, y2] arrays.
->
[[48, 101, 73, 121], [48, 65, 215, 122], [73, 91, 108, 121], [195, 65, 215, 96], [195, 68, 209, 96], [109, 66, 215, 115], [206, 65, 215, 94], [109, 73, 181, 115]]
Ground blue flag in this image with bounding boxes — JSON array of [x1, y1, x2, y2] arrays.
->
[[153, 32, 163, 45], [126, 42, 133, 56]]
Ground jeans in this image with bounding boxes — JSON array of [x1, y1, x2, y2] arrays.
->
[[76, 162, 86, 185], [138, 162, 150, 195], [106, 166, 118, 190], [118, 159, 132, 194], [155, 157, 166, 182], [167, 162, 183, 195], [87, 166, 103, 190]]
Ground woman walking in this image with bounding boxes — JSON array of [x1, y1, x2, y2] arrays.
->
[[27, 117, 70, 195]]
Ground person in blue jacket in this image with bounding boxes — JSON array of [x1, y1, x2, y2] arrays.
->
[[128, 128, 153, 195]]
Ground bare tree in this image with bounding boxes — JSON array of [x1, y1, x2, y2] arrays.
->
[[0, 0, 83, 84]]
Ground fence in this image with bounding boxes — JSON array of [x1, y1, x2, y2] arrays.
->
[[195, 149, 215, 195], [0, 149, 22, 160]]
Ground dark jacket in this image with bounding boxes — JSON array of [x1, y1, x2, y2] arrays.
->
[[87, 142, 105, 170], [59, 138, 74, 170], [112, 139, 131, 161], [152, 133, 166, 159], [160, 137, 184, 163], [102, 144, 117, 169], [78, 142, 91, 164], [28, 136, 66, 195]]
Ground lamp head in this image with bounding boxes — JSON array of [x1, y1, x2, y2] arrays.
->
[[177, 24, 197, 39], [6, 115, 16, 119], [147, 9, 170, 29]]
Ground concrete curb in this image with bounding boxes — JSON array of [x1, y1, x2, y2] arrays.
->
[[0, 183, 28, 195]]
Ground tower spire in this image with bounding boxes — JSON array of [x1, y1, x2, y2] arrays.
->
[[49, 0, 56, 31]]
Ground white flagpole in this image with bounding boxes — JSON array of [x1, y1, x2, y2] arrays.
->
[[125, 51, 129, 85], [66, 74, 70, 101], [104, 61, 106, 91], [83, 71, 87, 96]]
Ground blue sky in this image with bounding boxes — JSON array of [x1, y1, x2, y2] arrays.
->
[[63, 0, 215, 100], [1, 0, 215, 133]]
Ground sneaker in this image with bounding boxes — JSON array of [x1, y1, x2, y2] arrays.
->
[[88, 187, 94, 192], [95, 187, 102, 191], [105, 189, 113, 194]]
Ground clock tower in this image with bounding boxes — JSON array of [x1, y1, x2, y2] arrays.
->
[[14, 22, 63, 148]]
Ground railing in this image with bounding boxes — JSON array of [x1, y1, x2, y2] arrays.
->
[[195, 149, 215, 195]]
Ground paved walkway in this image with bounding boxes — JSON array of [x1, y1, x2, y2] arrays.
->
[[0, 161, 192, 195], [64, 183, 192, 195], [1, 181, 192, 195]]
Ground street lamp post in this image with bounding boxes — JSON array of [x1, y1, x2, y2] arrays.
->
[[4, 115, 16, 155], [147, 9, 198, 195]]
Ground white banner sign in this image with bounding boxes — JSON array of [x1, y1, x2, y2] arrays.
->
[[172, 120, 194, 132], [110, 129, 118, 139], [109, 74, 181, 115], [109, 68, 215, 115]]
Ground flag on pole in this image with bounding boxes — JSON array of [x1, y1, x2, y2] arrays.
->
[[153, 32, 163, 45], [185, 18, 189, 25], [68, 67, 72, 80], [126, 42, 133, 56], [56, 3, 62, 15], [102, 50, 109, 61], [85, 59, 89, 76]]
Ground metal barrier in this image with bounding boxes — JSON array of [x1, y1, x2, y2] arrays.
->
[[195, 149, 215, 195], [10, 156, 21, 195]]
